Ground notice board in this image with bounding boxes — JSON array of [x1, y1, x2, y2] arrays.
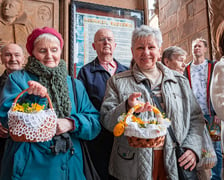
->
[[69, 1, 144, 76]]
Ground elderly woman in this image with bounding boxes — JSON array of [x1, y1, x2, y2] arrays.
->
[[0, 27, 101, 180], [100, 25, 204, 180], [161, 46, 187, 75]]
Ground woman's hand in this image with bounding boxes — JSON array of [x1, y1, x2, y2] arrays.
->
[[128, 92, 152, 113], [56, 118, 74, 135], [0, 123, 8, 138], [178, 149, 197, 171], [27, 81, 48, 97]]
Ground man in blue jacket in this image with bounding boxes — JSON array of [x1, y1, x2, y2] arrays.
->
[[78, 28, 128, 180]]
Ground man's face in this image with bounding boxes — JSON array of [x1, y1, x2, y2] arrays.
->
[[192, 41, 207, 58], [1, 44, 25, 73], [2, 0, 21, 18], [92, 29, 116, 58]]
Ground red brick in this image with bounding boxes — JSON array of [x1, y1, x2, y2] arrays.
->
[[177, 7, 187, 25], [193, 0, 206, 14], [193, 10, 208, 31], [168, 28, 179, 44]]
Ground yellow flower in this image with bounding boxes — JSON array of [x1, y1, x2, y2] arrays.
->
[[31, 103, 45, 112], [12, 104, 24, 112], [12, 103, 45, 113]]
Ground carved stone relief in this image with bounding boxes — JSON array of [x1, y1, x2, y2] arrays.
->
[[0, 0, 59, 74]]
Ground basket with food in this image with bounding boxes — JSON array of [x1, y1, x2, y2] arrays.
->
[[208, 123, 221, 141], [113, 104, 170, 148], [197, 126, 218, 169], [8, 89, 57, 142]]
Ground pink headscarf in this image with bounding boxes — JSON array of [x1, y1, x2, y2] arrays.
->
[[26, 27, 64, 55]]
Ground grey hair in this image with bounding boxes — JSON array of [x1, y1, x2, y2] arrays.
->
[[161, 46, 187, 64], [34, 33, 61, 48], [131, 25, 163, 48]]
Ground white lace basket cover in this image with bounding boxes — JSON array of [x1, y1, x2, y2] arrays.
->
[[8, 89, 57, 142], [122, 114, 171, 139]]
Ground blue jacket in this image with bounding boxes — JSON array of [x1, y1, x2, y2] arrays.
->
[[77, 57, 128, 111], [77, 57, 128, 179], [0, 70, 101, 180]]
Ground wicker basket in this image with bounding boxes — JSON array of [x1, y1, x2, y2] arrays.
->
[[114, 104, 169, 148], [8, 89, 57, 142], [128, 136, 165, 148]]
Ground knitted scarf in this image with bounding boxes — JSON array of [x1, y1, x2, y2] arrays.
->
[[25, 56, 71, 118]]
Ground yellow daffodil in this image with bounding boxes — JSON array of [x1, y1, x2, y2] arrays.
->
[[12, 103, 45, 113]]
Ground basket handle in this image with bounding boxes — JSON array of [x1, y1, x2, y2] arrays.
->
[[123, 104, 163, 123], [13, 89, 54, 109]]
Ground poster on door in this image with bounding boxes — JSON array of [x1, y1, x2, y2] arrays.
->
[[70, 1, 144, 76]]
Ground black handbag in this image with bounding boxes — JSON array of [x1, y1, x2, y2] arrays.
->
[[167, 126, 198, 180], [71, 77, 101, 180], [80, 140, 101, 180]]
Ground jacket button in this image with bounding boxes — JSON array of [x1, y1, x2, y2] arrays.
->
[[61, 164, 67, 170]]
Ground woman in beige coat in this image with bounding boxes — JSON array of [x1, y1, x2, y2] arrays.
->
[[100, 25, 204, 180]]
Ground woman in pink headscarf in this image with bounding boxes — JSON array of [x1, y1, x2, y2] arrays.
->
[[0, 27, 101, 180]]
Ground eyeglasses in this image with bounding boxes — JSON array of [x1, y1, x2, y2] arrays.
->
[[97, 37, 114, 43]]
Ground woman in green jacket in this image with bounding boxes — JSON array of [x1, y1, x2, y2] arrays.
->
[[0, 27, 101, 180]]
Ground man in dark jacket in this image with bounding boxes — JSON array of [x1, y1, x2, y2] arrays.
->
[[0, 43, 25, 173], [78, 28, 128, 180]]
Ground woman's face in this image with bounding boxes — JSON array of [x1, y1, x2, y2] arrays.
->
[[164, 55, 186, 74], [131, 35, 161, 70], [32, 38, 62, 68]]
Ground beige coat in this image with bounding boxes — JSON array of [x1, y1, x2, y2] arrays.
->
[[100, 62, 205, 180]]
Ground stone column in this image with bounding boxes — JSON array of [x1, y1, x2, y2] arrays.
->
[[207, 0, 224, 60]]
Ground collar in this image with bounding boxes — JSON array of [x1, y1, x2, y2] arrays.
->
[[132, 62, 178, 85], [99, 59, 116, 67], [90, 57, 125, 73]]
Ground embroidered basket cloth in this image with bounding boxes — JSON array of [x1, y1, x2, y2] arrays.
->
[[8, 89, 57, 142], [113, 104, 170, 148]]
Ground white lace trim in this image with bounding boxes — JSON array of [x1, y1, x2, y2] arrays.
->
[[8, 108, 57, 142], [123, 115, 171, 139]]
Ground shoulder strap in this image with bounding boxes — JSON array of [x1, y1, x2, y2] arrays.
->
[[142, 80, 165, 114], [167, 126, 180, 146], [71, 77, 78, 112], [142, 80, 179, 145]]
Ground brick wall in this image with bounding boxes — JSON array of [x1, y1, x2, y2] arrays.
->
[[158, 0, 210, 63]]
